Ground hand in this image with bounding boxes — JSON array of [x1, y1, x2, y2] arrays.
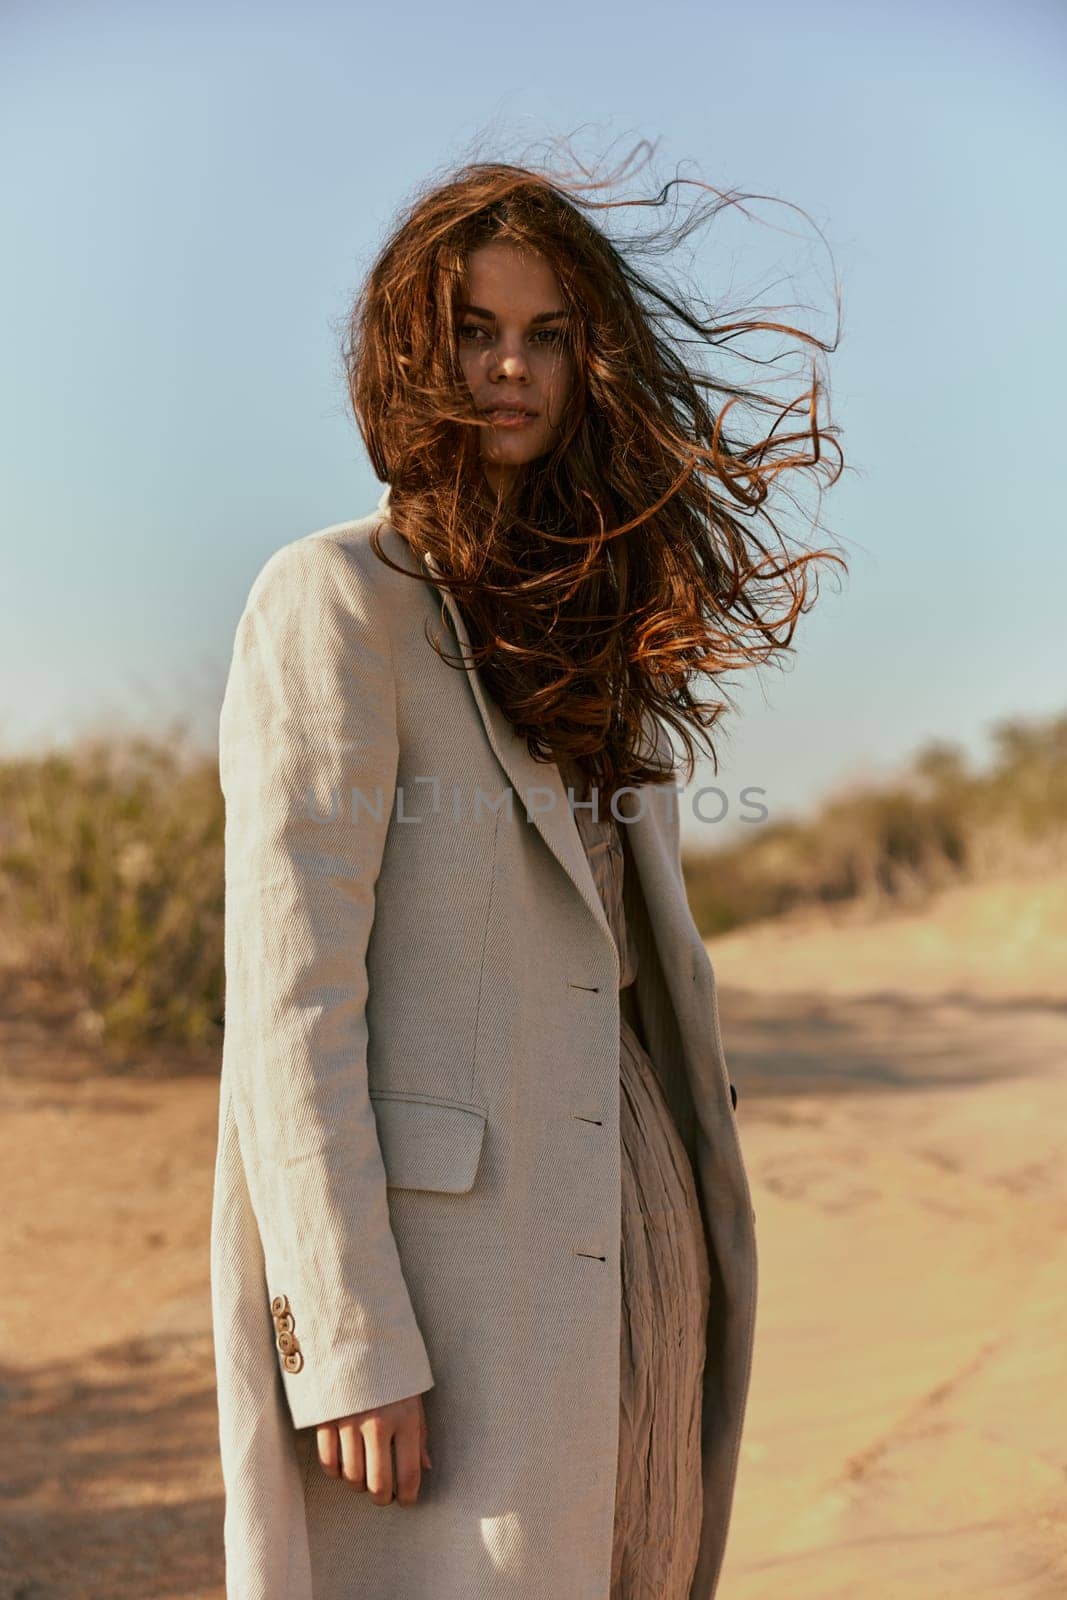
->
[[313, 1391, 432, 1506]]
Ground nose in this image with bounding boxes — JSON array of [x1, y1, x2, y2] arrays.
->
[[489, 343, 529, 383]]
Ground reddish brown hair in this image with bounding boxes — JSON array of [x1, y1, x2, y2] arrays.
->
[[343, 146, 848, 803]]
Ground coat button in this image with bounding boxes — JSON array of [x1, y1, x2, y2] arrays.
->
[[274, 1312, 295, 1334], [277, 1331, 299, 1354], [283, 1351, 304, 1374], [270, 1294, 290, 1317]]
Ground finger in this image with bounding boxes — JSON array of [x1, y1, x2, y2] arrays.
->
[[393, 1418, 423, 1507], [316, 1424, 340, 1478], [363, 1417, 395, 1505], [338, 1422, 367, 1490]]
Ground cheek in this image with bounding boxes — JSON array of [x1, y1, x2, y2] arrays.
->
[[458, 347, 487, 390], [543, 355, 575, 416]]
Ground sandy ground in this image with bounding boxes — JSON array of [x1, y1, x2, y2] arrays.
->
[[712, 870, 1067, 1599], [1, 869, 1064, 1599]]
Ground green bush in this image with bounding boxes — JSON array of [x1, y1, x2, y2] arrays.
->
[[682, 710, 1067, 938], [0, 732, 224, 1054]]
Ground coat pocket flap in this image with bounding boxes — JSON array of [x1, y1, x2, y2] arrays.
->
[[369, 1093, 488, 1194]]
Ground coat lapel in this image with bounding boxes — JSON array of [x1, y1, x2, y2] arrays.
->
[[422, 552, 616, 957], [375, 485, 681, 979]]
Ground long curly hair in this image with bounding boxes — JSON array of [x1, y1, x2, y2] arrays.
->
[[343, 143, 848, 805]]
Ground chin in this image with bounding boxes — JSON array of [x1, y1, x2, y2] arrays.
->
[[486, 435, 550, 467]]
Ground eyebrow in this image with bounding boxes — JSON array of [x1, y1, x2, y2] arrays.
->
[[456, 302, 568, 325]]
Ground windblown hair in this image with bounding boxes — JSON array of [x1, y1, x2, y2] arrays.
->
[[343, 144, 848, 806]]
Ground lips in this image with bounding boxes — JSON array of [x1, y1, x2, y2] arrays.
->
[[483, 404, 537, 418]]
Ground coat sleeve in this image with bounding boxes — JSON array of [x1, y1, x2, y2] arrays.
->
[[218, 532, 434, 1431]]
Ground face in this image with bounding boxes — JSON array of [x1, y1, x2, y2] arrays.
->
[[455, 241, 575, 497]]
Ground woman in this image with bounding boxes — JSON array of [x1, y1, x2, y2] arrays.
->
[[210, 156, 844, 1600]]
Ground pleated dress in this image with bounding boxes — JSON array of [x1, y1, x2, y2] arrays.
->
[[556, 757, 713, 1600]]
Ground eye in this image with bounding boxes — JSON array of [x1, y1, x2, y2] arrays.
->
[[458, 323, 568, 345]]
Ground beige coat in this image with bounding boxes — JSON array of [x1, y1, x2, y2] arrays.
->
[[209, 485, 758, 1600]]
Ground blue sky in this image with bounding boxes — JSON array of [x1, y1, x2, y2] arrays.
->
[[2, 0, 1064, 845]]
